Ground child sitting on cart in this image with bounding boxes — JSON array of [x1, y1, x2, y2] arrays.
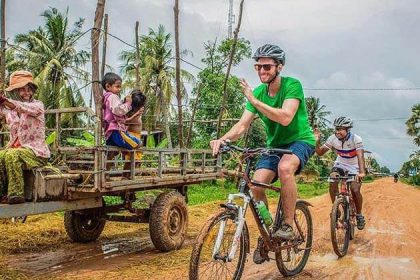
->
[[102, 73, 141, 176], [124, 89, 146, 163]]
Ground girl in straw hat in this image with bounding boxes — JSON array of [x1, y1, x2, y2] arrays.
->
[[0, 70, 50, 204]]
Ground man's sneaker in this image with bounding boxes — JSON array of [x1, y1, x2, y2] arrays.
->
[[253, 237, 269, 264], [272, 223, 295, 240], [356, 214, 365, 230]]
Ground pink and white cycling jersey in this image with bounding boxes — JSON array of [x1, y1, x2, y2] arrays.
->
[[323, 132, 364, 168]]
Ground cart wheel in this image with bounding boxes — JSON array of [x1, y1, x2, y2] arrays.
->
[[149, 191, 188, 252], [64, 210, 106, 243]]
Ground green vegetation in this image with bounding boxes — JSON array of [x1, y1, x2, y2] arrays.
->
[[401, 175, 420, 187], [102, 179, 330, 208], [187, 179, 329, 205]]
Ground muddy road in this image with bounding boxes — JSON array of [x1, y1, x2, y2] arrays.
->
[[1, 178, 419, 279], [242, 178, 420, 280]]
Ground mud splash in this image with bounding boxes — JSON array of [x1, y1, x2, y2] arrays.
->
[[7, 237, 153, 275]]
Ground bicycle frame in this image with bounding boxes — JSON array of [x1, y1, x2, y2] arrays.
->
[[329, 175, 357, 222], [212, 145, 306, 261]]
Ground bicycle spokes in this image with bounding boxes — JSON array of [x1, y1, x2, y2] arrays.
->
[[275, 201, 313, 276], [191, 211, 247, 280]]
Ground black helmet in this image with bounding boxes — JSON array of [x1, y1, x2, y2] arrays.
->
[[252, 44, 286, 65], [333, 116, 353, 128]]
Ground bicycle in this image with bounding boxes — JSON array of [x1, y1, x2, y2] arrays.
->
[[329, 171, 357, 257], [189, 143, 313, 279]]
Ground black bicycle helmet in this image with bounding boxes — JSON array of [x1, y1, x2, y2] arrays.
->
[[333, 116, 353, 128], [252, 44, 286, 65]]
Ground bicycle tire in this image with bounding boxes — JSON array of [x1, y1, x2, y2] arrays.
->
[[330, 197, 350, 257], [189, 208, 249, 280], [275, 200, 313, 277]]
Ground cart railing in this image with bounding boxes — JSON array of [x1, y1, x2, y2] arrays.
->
[[0, 107, 222, 197]]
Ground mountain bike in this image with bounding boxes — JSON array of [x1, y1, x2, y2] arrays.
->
[[189, 143, 313, 279], [329, 172, 357, 257]]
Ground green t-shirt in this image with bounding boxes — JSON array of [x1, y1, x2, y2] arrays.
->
[[245, 76, 315, 147]]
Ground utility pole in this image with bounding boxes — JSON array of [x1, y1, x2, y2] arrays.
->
[[227, 0, 235, 39], [174, 0, 183, 147]]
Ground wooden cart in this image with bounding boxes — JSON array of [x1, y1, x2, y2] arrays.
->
[[0, 107, 222, 251]]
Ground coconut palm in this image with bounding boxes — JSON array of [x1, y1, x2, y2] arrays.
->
[[11, 7, 90, 127], [305, 96, 331, 130], [406, 103, 420, 146], [119, 25, 194, 148]]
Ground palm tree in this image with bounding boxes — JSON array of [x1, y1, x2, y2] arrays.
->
[[305, 96, 331, 129], [119, 25, 194, 148], [11, 7, 90, 127], [406, 103, 420, 146]]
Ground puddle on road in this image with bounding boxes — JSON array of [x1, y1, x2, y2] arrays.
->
[[6, 237, 153, 275], [312, 253, 419, 276]]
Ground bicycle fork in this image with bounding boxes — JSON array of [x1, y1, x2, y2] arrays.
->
[[212, 193, 250, 262]]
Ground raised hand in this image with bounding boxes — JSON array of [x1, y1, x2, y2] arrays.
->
[[239, 78, 254, 102]]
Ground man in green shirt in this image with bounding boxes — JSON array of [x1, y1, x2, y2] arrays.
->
[[211, 44, 315, 264]]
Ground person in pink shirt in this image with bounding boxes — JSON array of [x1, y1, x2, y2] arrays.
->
[[102, 73, 141, 175], [0, 71, 50, 204]]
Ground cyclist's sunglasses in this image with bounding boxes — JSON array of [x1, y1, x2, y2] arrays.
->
[[254, 64, 278, 71]]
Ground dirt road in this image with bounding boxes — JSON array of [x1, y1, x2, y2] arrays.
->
[[1, 178, 419, 279], [242, 178, 420, 280]]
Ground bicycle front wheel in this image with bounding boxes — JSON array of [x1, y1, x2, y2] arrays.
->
[[330, 196, 350, 257], [275, 200, 313, 277], [189, 209, 249, 280]]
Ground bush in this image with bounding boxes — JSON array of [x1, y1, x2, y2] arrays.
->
[[363, 175, 374, 182], [408, 174, 420, 186]]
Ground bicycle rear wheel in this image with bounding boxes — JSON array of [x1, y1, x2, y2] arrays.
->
[[275, 200, 313, 277], [189, 209, 249, 280], [330, 197, 350, 257]]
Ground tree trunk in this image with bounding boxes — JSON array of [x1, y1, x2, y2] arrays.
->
[[216, 0, 245, 139], [186, 83, 201, 148], [160, 88, 172, 149], [135, 21, 141, 88], [174, 0, 183, 147]]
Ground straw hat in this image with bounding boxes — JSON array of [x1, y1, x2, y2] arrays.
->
[[5, 70, 38, 92]]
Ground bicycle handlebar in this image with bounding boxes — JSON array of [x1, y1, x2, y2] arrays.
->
[[324, 175, 357, 182], [220, 143, 292, 156]]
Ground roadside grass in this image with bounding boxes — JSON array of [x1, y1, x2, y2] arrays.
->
[[102, 179, 330, 207], [188, 179, 329, 204]]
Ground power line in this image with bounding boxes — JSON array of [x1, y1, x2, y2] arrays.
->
[[305, 87, 420, 91], [364, 137, 412, 139], [354, 117, 408, 121]]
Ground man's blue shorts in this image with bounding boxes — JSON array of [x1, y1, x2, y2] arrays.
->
[[106, 130, 141, 150], [255, 141, 315, 178]]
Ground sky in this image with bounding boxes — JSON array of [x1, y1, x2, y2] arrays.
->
[[3, 0, 419, 171]]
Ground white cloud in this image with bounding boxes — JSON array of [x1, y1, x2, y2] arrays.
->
[[4, 0, 420, 171]]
